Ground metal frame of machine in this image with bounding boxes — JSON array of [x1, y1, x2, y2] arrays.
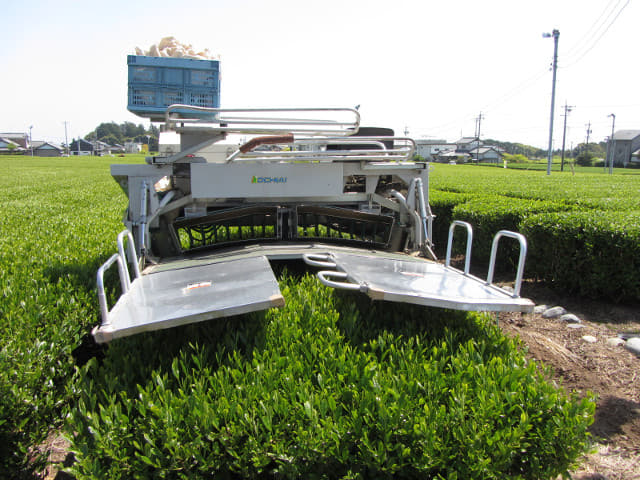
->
[[93, 106, 533, 343]]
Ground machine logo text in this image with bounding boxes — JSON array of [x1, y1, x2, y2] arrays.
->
[[251, 176, 288, 184]]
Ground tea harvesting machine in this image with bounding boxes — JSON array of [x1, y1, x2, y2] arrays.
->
[[93, 103, 534, 343]]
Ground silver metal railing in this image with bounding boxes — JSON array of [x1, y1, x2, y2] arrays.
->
[[226, 136, 416, 164], [165, 106, 361, 136], [486, 230, 528, 297], [446, 221, 473, 275], [96, 230, 140, 326]]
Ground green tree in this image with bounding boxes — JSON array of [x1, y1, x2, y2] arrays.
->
[[95, 123, 122, 144], [575, 151, 595, 166]]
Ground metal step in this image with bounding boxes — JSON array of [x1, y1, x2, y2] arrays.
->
[[93, 255, 284, 343], [304, 251, 534, 313]]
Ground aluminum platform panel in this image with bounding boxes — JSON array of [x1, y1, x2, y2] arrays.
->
[[93, 255, 283, 343], [330, 252, 534, 313]]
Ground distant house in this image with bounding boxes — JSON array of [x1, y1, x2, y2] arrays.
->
[[0, 132, 29, 149], [455, 137, 481, 153], [32, 141, 64, 157], [435, 150, 470, 163], [469, 146, 503, 163], [125, 141, 142, 153], [69, 139, 94, 156], [0, 137, 26, 154], [611, 130, 640, 167], [111, 143, 126, 154], [415, 139, 457, 161], [94, 141, 112, 156]]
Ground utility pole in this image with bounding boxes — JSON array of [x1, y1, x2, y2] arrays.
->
[[608, 113, 616, 175], [560, 103, 573, 172], [475, 112, 484, 163], [543, 29, 559, 176], [585, 121, 592, 166], [63, 121, 69, 155]]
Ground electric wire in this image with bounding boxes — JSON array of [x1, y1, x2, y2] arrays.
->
[[563, 0, 622, 59], [411, 0, 632, 142], [562, 0, 631, 68]]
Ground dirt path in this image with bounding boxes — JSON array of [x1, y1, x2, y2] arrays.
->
[[500, 281, 640, 480]]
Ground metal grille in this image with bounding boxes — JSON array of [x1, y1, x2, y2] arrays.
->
[[295, 206, 394, 248], [173, 206, 279, 252]]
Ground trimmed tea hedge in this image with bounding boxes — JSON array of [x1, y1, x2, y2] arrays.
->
[[428, 190, 473, 256], [0, 156, 128, 475], [66, 275, 594, 479], [0, 156, 611, 477], [429, 165, 640, 300], [521, 210, 640, 302], [450, 196, 571, 272], [430, 164, 640, 211]]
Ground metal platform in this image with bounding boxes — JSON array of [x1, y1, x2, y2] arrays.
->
[[93, 255, 284, 343], [304, 251, 534, 313]]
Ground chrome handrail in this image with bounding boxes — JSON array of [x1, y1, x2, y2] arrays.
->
[[165, 106, 361, 136], [446, 221, 473, 275], [486, 230, 528, 297]]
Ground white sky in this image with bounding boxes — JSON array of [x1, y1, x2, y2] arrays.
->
[[2, 0, 638, 149]]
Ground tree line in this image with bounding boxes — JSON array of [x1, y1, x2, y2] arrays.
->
[[84, 122, 160, 151]]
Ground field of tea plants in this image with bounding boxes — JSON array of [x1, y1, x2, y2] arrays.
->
[[0, 156, 604, 478], [429, 164, 640, 302]]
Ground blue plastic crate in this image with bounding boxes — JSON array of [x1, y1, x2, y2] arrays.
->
[[127, 55, 220, 120]]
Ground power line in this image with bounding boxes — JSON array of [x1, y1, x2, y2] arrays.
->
[[419, 68, 548, 136], [562, 0, 631, 68], [563, 0, 622, 59]]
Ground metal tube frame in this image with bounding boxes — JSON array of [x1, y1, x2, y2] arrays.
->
[[389, 190, 422, 248], [317, 270, 367, 293], [445, 221, 473, 275], [225, 137, 416, 164], [486, 230, 528, 297], [165, 106, 361, 137], [96, 253, 126, 327], [97, 229, 141, 327], [117, 230, 141, 289]]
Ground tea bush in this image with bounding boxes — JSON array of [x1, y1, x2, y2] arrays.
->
[[67, 275, 594, 479], [450, 196, 570, 272], [430, 164, 640, 211], [0, 156, 128, 475], [430, 165, 640, 299], [1, 156, 617, 476], [521, 210, 640, 302], [428, 190, 474, 256]]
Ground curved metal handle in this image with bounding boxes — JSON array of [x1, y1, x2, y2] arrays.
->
[[117, 230, 140, 289], [486, 230, 528, 297], [317, 271, 366, 292], [96, 253, 126, 326], [445, 221, 473, 274], [302, 253, 337, 268]]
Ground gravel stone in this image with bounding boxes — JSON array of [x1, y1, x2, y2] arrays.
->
[[559, 313, 581, 323], [625, 337, 640, 356], [567, 323, 585, 329], [582, 335, 597, 343], [606, 337, 626, 347], [542, 306, 567, 318], [533, 305, 548, 314]]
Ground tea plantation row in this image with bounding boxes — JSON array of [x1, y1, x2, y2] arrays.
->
[[1, 156, 599, 478], [429, 164, 640, 302]]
